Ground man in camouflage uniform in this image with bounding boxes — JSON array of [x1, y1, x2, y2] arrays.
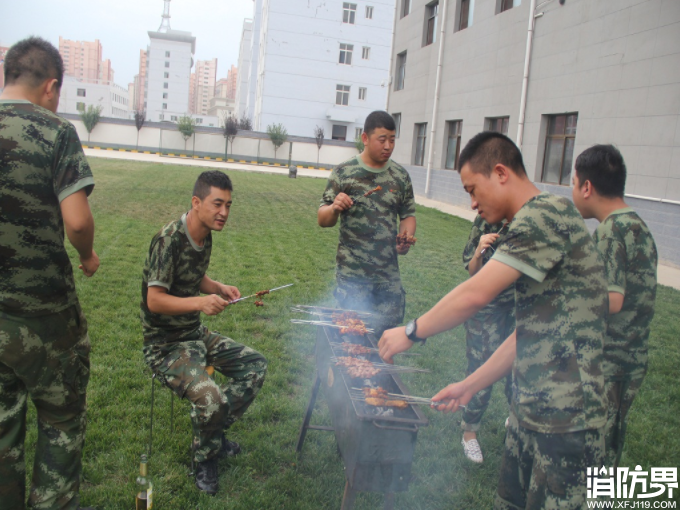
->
[[572, 144, 657, 469], [459, 215, 514, 463], [318, 111, 416, 335], [141, 170, 267, 496], [380, 132, 608, 509], [0, 38, 99, 510]]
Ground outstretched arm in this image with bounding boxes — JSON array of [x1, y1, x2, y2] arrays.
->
[[147, 285, 229, 316], [60, 189, 99, 277]]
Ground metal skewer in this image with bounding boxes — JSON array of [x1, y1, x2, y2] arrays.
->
[[329, 342, 419, 356], [332, 358, 430, 373], [292, 305, 373, 317], [480, 222, 509, 255], [229, 283, 294, 304], [350, 388, 465, 408], [290, 319, 375, 333]]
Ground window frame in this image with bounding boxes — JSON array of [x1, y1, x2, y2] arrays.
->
[[336, 84, 350, 106], [540, 113, 578, 186], [392, 113, 401, 138], [362, 46, 370, 59], [77, 88, 86, 97], [339, 43, 354, 65], [424, 1, 439, 46], [413, 122, 428, 166], [332, 124, 348, 141], [358, 87, 367, 100], [401, 0, 411, 18], [342, 2, 357, 23], [395, 51, 407, 91], [444, 120, 463, 170], [484, 116, 509, 135]]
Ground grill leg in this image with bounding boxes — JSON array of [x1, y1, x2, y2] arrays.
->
[[341, 480, 357, 510], [296, 371, 321, 453], [383, 493, 395, 509]]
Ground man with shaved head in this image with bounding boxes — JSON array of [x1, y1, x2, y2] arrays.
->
[[0, 37, 99, 509]]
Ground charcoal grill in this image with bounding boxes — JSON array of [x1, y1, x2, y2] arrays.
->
[[296, 325, 428, 509]]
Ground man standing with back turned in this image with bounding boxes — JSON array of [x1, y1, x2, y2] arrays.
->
[[0, 37, 99, 509], [318, 111, 416, 335], [380, 132, 608, 509]]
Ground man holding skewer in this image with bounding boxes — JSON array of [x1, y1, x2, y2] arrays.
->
[[379, 132, 608, 509], [318, 111, 416, 335], [140, 170, 267, 496]]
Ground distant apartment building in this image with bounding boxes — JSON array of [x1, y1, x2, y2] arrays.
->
[[128, 82, 135, 112], [189, 72, 196, 114], [388, 0, 680, 266], [59, 37, 115, 84], [0, 46, 8, 89], [191, 58, 217, 116], [225, 65, 238, 101], [58, 76, 129, 119], [238, 0, 395, 138], [133, 49, 148, 111], [235, 19, 253, 119], [144, 29, 195, 122]]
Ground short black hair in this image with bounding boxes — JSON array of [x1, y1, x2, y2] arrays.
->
[[193, 171, 233, 199], [4, 36, 64, 89], [574, 144, 626, 198], [363, 110, 396, 136], [458, 131, 526, 177]]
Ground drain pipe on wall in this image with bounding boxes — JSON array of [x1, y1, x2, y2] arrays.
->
[[516, 0, 538, 151], [424, 0, 449, 196]]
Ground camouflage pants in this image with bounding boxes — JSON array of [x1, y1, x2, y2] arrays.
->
[[461, 309, 514, 432], [334, 277, 405, 337], [0, 305, 90, 510], [495, 413, 604, 509], [143, 327, 267, 463], [604, 375, 645, 469]]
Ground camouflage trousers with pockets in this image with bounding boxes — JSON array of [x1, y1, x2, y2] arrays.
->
[[0, 304, 90, 510], [495, 413, 604, 510], [334, 277, 405, 337], [143, 326, 267, 463], [461, 308, 514, 432], [604, 375, 645, 469]]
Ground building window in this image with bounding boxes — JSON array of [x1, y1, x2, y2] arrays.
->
[[77, 88, 86, 97], [358, 87, 367, 100], [332, 125, 348, 141], [485, 116, 509, 135], [163, 82, 169, 89], [424, 1, 438, 46], [76, 102, 85, 112], [165, 51, 170, 57], [343, 3, 357, 23], [162, 103, 167, 110], [165, 62, 170, 68], [339, 43, 354, 65], [498, 0, 520, 14], [413, 123, 427, 166], [163, 92, 168, 99], [171, 115, 178, 121], [159, 114, 164, 121], [164, 72, 169, 78], [355, 127, 363, 139], [366, 5, 373, 18], [445, 121, 463, 170], [401, 0, 411, 18], [458, 0, 472, 31], [196, 118, 203, 124], [392, 113, 401, 138], [336, 84, 350, 106], [362, 46, 370, 59], [542, 113, 578, 185], [395, 52, 406, 91]]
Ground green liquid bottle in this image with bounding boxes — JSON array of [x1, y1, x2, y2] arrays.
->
[[135, 454, 153, 510]]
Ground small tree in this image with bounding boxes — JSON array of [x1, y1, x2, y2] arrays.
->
[[238, 115, 253, 131], [314, 125, 324, 164], [267, 123, 288, 160], [80, 104, 103, 142], [222, 114, 239, 159], [134, 110, 146, 150], [354, 134, 365, 153], [177, 115, 195, 153]]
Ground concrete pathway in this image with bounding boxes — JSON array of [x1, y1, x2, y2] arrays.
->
[[84, 148, 680, 291]]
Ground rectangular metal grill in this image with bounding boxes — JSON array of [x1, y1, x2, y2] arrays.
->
[[296, 324, 428, 509]]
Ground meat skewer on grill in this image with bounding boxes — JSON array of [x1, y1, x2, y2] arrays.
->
[[332, 356, 430, 374], [291, 305, 373, 318], [290, 319, 375, 334], [350, 387, 466, 409], [329, 342, 419, 357]]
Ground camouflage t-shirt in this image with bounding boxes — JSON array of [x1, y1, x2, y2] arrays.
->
[[593, 208, 657, 381], [320, 156, 416, 283], [462, 214, 515, 317], [0, 100, 94, 317], [493, 193, 607, 434], [140, 213, 212, 344]]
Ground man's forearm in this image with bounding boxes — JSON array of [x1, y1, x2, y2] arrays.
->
[[147, 288, 203, 315], [64, 208, 95, 259], [467, 254, 483, 276], [465, 330, 516, 394], [318, 204, 340, 227], [399, 216, 416, 235], [199, 275, 219, 295]]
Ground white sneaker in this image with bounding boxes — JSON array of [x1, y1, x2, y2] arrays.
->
[[461, 437, 484, 463]]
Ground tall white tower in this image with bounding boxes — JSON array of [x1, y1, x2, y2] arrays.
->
[[158, 0, 171, 32]]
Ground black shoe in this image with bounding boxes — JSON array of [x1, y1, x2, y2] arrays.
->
[[219, 433, 241, 458], [194, 458, 219, 495]]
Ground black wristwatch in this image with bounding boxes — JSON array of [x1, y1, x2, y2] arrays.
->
[[405, 319, 427, 344]]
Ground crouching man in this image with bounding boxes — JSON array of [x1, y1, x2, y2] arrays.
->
[[140, 171, 267, 495]]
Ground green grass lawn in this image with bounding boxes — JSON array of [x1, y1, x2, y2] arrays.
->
[[23, 157, 680, 509]]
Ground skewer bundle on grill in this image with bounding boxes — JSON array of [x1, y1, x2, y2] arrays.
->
[[335, 356, 381, 378], [350, 387, 466, 410]]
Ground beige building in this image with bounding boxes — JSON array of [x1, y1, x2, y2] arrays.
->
[[224, 65, 238, 101], [191, 58, 218, 115], [0, 46, 8, 90], [58, 37, 114, 84], [133, 49, 148, 112]]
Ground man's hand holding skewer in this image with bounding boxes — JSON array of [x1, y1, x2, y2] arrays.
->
[[331, 192, 354, 212], [378, 327, 414, 364], [215, 283, 240, 302], [431, 382, 473, 413], [200, 294, 230, 315]]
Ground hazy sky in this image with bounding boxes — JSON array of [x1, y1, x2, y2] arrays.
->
[[0, 0, 255, 86]]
